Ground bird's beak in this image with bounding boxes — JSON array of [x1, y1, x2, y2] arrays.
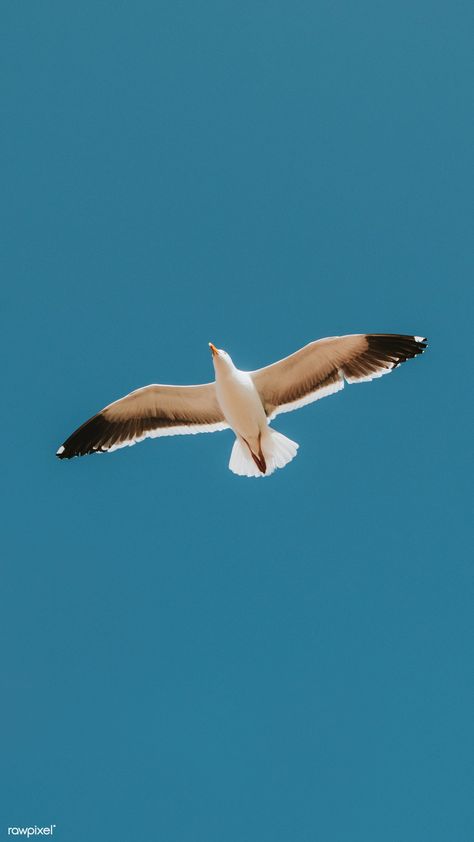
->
[[209, 342, 218, 357]]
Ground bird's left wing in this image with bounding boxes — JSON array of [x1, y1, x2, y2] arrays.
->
[[57, 382, 228, 459], [251, 333, 427, 419]]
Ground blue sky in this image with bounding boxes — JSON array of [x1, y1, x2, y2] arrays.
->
[[2, 2, 472, 840]]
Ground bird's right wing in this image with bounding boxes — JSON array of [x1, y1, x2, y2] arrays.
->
[[57, 382, 228, 458], [251, 334, 427, 419]]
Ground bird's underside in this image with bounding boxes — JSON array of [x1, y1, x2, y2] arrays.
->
[[57, 333, 428, 475]]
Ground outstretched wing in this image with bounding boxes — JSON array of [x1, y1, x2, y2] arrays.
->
[[251, 334, 427, 419], [57, 382, 228, 459]]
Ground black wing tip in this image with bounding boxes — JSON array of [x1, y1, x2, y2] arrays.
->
[[367, 333, 428, 361], [339, 334, 428, 382], [56, 412, 112, 460], [55, 443, 97, 460], [56, 445, 95, 459]]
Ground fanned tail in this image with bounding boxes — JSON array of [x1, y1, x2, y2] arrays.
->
[[229, 438, 263, 477], [229, 429, 299, 478], [264, 429, 299, 475]]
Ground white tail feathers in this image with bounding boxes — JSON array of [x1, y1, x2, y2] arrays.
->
[[265, 429, 299, 473], [229, 428, 299, 478], [229, 438, 262, 477]]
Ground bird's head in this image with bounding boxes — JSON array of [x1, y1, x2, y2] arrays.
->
[[209, 342, 234, 372]]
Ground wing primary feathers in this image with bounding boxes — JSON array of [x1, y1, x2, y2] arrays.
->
[[57, 412, 124, 459], [343, 334, 427, 382]]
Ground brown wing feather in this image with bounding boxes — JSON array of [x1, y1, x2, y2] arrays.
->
[[57, 382, 227, 459], [251, 334, 427, 418]]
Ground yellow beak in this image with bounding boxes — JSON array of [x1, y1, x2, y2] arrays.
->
[[209, 342, 218, 357]]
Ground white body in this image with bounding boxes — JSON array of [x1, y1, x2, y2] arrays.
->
[[212, 349, 298, 477], [215, 365, 266, 445]]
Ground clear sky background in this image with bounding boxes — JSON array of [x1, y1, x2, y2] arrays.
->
[[2, 2, 472, 840]]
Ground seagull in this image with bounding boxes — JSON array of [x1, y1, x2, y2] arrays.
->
[[57, 333, 427, 477]]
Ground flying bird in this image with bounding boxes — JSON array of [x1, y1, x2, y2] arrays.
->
[[57, 333, 427, 477]]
